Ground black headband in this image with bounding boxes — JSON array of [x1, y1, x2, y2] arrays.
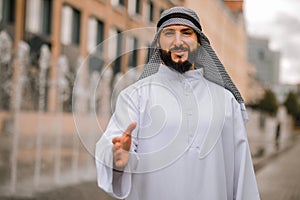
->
[[157, 12, 202, 31]]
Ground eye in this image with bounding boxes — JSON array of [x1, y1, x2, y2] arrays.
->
[[163, 30, 175, 36], [182, 30, 194, 36]]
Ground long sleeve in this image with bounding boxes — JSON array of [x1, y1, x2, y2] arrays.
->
[[95, 87, 139, 199], [233, 100, 260, 200]]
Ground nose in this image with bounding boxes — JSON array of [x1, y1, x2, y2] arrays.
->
[[174, 32, 184, 46]]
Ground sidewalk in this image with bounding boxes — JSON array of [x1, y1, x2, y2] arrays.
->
[[256, 135, 300, 200], [245, 108, 297, 171], [1, 108, 298, 200]]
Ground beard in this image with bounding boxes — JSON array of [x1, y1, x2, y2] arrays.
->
[[159, 46, 198, 74]]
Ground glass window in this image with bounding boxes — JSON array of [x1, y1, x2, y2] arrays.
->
[[61, 5, 72, 45], [87, 17, 104, 53], [97, 20, 104, 47], [119, 0, 125, 6], [61, 5, 81, 45], [72, 8, 81, 45], [1, 0, 15, 24], [128, 0, 141, 15], [135, 0, 141, 14], [128, 36, 138, 67], [109, 28, 122, 75], [111, 0, 125, 7], [41, 0, 52, 35], [114, 29, 122, 74], [149, 1, 154, 22], [25, 0, 41, 33]]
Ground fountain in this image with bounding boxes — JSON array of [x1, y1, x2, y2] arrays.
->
[[34, 45, 50, 188], [54, 55, 69, 184], [10, 41, 30, 194], [71, 56, 87, 182], [85, 71, 100, 176], [0, 31, 12, 64], [0, 31, 13, 110], [98, 66, 113, 121]]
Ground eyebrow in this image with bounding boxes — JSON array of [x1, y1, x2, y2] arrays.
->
[[162, 27, 194, 33]]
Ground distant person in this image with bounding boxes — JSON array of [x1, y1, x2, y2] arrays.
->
[[95, 6, 260, 200], [275, 121, 281, 149]]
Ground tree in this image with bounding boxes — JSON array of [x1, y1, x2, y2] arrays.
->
[[283, 91, 299, 117], [258, 89, 279, 116]]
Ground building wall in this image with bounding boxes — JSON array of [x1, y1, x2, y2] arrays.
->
[[0, 0, 261, 110], [0, 0, 182, 113]]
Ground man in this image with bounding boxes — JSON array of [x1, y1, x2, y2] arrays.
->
[[96, 7, 260, 200]]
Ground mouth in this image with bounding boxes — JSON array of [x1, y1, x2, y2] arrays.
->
[[171, 50, 187, 60], [170, 47, 188, 58], [171, 49, 186, 54]]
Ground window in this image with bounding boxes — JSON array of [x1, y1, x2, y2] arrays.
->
[[1, 0, 15, 24], [149, 1, 154, 22], [61, 5, 81, 45], [88, 17, 104, 53], [111, 0, 125, 7], [72, 9, 81, 44], [25, 0, 53, 35], [41, 0, 52, 35], [87, 17, 105, 72], [108, 28, 123, 74], [127, 36, 138, 67], [97, 21, 104, 47], [128, 0, 141, 15], [143, 1, 154, 23]]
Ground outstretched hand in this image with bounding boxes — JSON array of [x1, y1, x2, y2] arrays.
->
[[112, 122, 137, 169]]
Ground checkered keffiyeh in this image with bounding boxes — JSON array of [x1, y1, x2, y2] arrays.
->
[[139, 7, 248, 122]]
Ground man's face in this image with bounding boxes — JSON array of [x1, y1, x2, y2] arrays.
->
[[158, 25, 199, 64]]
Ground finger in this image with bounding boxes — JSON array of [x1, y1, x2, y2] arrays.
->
[[123, 122, 137, 136], [112, 142, 121, 152], [112, 136, 121, 144]]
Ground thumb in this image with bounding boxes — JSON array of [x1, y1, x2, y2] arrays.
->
[[121, 122, 137, 151], [123, 121, 137, 137]]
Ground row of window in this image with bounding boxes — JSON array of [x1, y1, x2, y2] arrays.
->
[[0, 0, 158, 34], [112, 0, 155, 21], [0, 0, 158, 73], [61, 4, 141, 74]]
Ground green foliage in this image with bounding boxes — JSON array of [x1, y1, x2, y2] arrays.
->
[[283, 91, 300, 127], [283, 91, 300, 117], [258, 89, 279, 116]]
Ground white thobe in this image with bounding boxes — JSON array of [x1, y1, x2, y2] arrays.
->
[[95, 65, 260, 200]]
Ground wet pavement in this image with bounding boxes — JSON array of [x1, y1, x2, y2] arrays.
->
[[256, 136, 300, 200], [246, 108, 297, 172]]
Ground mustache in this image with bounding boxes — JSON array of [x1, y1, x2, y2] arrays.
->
[[169, 46, 189, 52]]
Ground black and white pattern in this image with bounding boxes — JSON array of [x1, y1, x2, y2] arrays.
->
[[139, 7, 248, 122]]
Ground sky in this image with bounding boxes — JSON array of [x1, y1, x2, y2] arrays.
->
[[244, 0, 300, 84]]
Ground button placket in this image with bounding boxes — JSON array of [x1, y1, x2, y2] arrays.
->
[[182, 79, 195, 144]]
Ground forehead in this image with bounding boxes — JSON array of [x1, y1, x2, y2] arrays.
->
[[161, 25, 195, 32]]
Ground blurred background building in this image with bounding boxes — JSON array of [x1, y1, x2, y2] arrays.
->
[[0, 0, 294, 198], [0, 0, 259, 113], [248, 36, 280, 86]]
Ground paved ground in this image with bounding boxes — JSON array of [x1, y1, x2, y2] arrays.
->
[[1, 108, 299, 200], [245, 108, 297, 171], [256, 136, 300, 200], [35, 136, 300, 200]]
